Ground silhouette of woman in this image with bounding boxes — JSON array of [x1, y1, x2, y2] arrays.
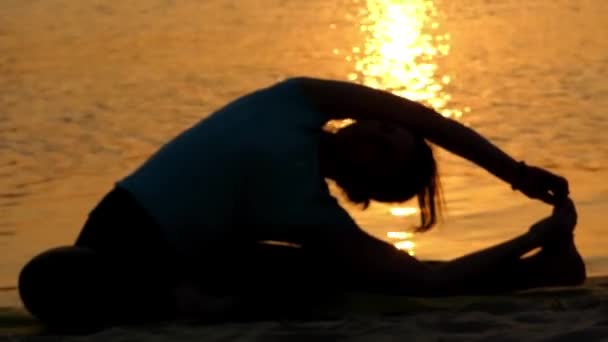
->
[[18, 77, 585, 330]]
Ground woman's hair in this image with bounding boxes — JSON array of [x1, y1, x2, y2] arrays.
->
[[331, 122, 443, 232]]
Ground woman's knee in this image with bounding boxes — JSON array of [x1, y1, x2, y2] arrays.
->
[[18, 246, 111, 330]]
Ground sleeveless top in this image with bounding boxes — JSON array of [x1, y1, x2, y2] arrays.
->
[[118, 78, 357, 258]]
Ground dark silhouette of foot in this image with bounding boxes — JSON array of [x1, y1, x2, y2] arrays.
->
[[528, 197, 577, 244], [528, 198, 586, 286], [538, 235, 586, 286]]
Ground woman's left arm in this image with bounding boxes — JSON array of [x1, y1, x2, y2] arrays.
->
[[295, 77, 568, 204]]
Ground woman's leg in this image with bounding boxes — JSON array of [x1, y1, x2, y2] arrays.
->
[[19, 187, 177, 331], [174, 241, 343, 321], [314, 199, 584, 296], [73, 187, 178, 324], [18, 246, 116, 332], [19, 246, 178, 332], [429, 234, 586, 295]]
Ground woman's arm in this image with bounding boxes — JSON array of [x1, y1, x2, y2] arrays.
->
[[295, 77, 568, 203], [296, 77, 520, 185]]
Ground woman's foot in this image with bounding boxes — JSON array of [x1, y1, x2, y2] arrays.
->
[[536, 235, 587, 286], [528, 199, 586, 286], [528, 197, 577, 244]]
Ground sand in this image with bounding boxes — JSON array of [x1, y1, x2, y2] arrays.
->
[[2, 277, 608, 341]]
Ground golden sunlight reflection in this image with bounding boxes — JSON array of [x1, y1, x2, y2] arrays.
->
[[387, 207, 417, 254], [387, 231, 416, 255], [395, 240, 416, 252], [390, 206, 418, 217], [344, 0, 464, 118], [386, 231, 413, 239]]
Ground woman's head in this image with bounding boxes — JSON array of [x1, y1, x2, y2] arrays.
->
[[322, 119, 442, 231]]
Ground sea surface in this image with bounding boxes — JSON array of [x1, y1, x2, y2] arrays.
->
[[1, 0, 607, 308]]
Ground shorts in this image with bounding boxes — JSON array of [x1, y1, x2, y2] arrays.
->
[[75, 186, 178, 321]]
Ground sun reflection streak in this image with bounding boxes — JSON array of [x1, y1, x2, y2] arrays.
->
[[335, 0, 463, 255], [345, 0, 462, 118], [333, 0, 462, 257], [387, 231, 413, 239], [387, 206, 418, 255], [395, 240, 416, 255], [388, 233, 416, 255], [390, 206, 418, 217]]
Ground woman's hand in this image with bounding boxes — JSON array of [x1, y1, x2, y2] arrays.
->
[[528, 197, 577, 245], [514, 163, 570, 205]]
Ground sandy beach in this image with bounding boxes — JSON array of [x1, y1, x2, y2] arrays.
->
[[2, 277, 608, 341]]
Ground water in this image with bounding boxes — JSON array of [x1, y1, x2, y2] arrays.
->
[[1, 0, 607, 304]]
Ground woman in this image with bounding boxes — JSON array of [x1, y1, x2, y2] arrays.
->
[[18, 77, 585, 330]]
